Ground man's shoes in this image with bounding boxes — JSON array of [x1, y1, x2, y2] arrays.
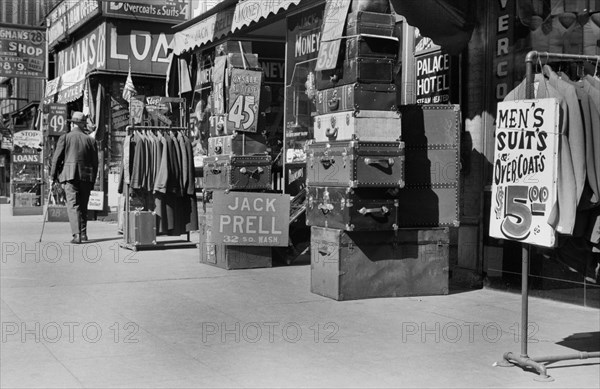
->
[[81, 234, 89, 242], [70, 234, 82, 244]]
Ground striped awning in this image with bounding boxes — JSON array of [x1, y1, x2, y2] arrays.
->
[[44, 62, 88, 104]]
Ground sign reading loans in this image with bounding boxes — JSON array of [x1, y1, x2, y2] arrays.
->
[[227, 68, 262, 133], [489, 98, 559, 248], [212, 192, 290, 247]]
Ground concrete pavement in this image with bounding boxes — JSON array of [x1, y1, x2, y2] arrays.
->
[[1, 204, 599, 388]]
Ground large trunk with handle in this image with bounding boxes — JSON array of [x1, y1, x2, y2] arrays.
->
[[396, 104, 461, 227], [344, 11, 395, 36], [306, 140, 405, 188], [203, 155, 272, 191], [310, 226, 450, 301], [208, 132, 268, 156], [313, 110, 401, 142], [316, 57, 394, 89], [342, 35, 398, 60], [306, 186, 399, 231], [315, 83, 397, 115]]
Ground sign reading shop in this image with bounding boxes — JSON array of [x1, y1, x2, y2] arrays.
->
[[489, 98, 559, 248]]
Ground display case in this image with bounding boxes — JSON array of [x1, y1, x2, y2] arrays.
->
[[11, 162, 43, 215]]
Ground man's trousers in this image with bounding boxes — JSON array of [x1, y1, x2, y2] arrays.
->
[[63, 180, 94, 236]]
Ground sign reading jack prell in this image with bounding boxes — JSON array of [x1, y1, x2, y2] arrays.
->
[[489, 98, 559, 248], [212, 192, 290, 247]]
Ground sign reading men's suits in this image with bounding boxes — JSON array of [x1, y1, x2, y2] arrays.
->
[[489, 98, 560, 247]]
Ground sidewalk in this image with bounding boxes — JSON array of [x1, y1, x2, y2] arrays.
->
[[1, 204, 599, 388]]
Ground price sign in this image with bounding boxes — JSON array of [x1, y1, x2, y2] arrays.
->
[[314, 0, 350, 71], [47, 104, 68, 136], [227, 68, 262, 133], [489, 98, 560, 248], [0, 25, 46, 79]]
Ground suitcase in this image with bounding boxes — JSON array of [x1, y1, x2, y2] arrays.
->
[[199, 209, 272, 270], [316, 57, 394, 89], [396, 104, 461, 227], [310, 226, 450, 301], [315, 83, 397, 115], [306, 140, 405, 188], [203, 155, 272, 191], [306, 186, 399, 231], [349, 0, 391, 13], [313, 110, 401, 142], [342, 35, 398, 60], [208, 132, 268, 156], [127, 210, 157, 246], [345, 11, 395, 37]]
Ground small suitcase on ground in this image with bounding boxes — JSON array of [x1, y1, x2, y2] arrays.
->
[[316, 57, 394, 89], [203, 155, 272, 191], [313, 110, 401, 142], [315, 83, 397, 115], [342, 35, 398, 60], [208, 132, 268, 156], [345, 11, 395, 37], [127, 210, 157, 246], [306, 140, 405, 188], [306, 186, 399, 231], [199, 210, 272, 270], [396, 104, 461, 227], [310, 226, 450, 301]]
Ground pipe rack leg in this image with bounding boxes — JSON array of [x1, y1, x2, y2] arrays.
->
[[499, 352, 554, 382]]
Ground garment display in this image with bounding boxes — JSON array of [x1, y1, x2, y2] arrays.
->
[[119, 128, 198, 236]]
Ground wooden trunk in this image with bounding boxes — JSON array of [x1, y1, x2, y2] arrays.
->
[[313, 110, 401, 142], [310, 226, 450, 300], [345, 11, 395, 36], [203, 155, 272, 191], [315, 83, 397, 115], [316, 57, 395, 89], [306, 140, 405, 188]]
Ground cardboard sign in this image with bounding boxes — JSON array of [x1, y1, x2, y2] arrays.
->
[[0, 25, 46, 79], [227, 68, 262, 133], [489, 98, 560, 248], [212, 191, 290, 247], [314, 0, 351, 71], [88, 190, 104, 211], [47, 104, 68, 136]]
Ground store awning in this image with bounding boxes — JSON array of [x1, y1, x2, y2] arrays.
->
[[389, 0, 476, 55], [172, 0, 302, 56], [44, 63, 88, 104]]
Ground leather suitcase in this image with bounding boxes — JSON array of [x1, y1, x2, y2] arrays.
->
[[208, 132, 268, 156], [313, 110, 401, 142], [306, 186, 399, 231], [342, 35, 398, 60], [203, 155, 272, 191], [306, 140, 405, 188], [315, 83, 397, 115], [349, 0, 391, 13], [316, 57, 394, 89], [199, 209, 272, 270], [127, 210, 157, 246], [345, 11, 395, 37], [310, 226, 450, 301], [396, 104, 461, 227]]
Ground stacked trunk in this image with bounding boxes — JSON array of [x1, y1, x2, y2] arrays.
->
[[307, 7, 455, 300], [199, 41, 273, 270]]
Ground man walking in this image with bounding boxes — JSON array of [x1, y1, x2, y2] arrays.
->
[[50, 111, 98, 244]]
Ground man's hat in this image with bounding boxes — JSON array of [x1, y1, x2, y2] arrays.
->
[[67, 111, 86, 125]]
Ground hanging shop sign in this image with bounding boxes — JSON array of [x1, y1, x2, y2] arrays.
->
[[212, 191, 290, 247], [56, 24, 106, 75], [107, 21, 172, 75], [129, 96, 145, 125], [102, 0, 190, 24], [227, 68, 262, 133], [46, 0, 100, 48], [47, 104, 68, 136], [315, 0, 351, 71], [173, 7, 234, 56], [415, 50, 457, 104], [489, 98, 560, 248], [0, 24, 46, 79]]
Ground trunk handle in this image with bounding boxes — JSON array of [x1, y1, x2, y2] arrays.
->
[[320, 157, 335, 169], [364, 157, 394, 168], [358, 206, 390, 216], [328, 97, 339, 111], [240, 166, 265, 179], [325, 127, 338, 140], [318, 203, 334, 214]]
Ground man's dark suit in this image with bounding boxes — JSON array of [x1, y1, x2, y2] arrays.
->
[[50, 126, 98, 240]]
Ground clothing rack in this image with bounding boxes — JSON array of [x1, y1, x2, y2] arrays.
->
[[495, 51, 600, 381], [121, 123, 196, 251]]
